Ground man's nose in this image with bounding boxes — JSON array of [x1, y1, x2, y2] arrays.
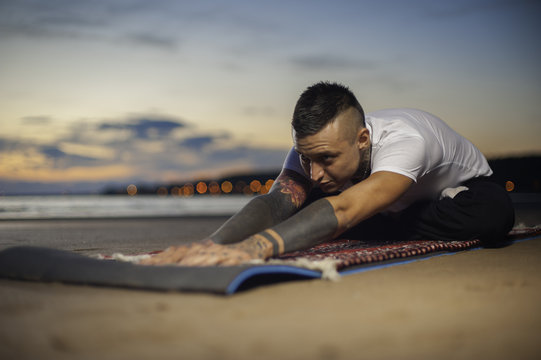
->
[[310, 162, 324, 183]]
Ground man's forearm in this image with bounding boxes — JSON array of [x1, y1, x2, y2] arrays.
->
[[209, 195, 285, 245], [210, 169, 311, 245], [237, 198, 338, 257]]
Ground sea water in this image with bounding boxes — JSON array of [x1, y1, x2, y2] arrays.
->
[[0, 195, 252, 220]]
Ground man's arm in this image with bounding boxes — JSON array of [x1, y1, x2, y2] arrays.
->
[[158, 171, 413, 266], [140, 171, 412, 266], [139, 169, 311, 266], [210, 169, 312, 244], [225, 171, 414, 257]]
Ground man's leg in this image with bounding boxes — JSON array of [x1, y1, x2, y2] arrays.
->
[[401, 178, 515, 245]]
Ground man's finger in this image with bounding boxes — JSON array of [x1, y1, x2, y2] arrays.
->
[[139, 244, 192, 265], [179, 253, 220, 266]]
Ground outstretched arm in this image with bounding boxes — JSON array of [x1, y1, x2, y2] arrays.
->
[[139, 169, 311, 265], [203, 171, 414, 263], [141, 171, 413, 266], [209, 169, 312, 244]]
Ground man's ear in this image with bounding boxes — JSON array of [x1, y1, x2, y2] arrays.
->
[[356, 127, 370, 150]]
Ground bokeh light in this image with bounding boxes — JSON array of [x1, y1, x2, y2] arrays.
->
[[221, 181, 233, 194], [157, 186, 168, 196], [243, 185, 253, 195], [250, 180, 262, 193], [505, 181, 515, 192], [126, 184, 137, 196], [208, 181, 220, 195], [196, 181, 208, 194], [235, 181, 247, 193], [182, 183, 194, 196]]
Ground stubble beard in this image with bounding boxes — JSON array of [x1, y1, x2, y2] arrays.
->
[[352, 146, 372, 183]]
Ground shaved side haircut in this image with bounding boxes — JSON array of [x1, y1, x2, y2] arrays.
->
[[292, 82, 365, 138]]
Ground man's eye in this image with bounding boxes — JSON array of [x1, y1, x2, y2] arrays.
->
[[321, 155, 334, 163]]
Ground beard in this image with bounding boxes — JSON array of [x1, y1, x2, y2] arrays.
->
[[351, 146, 372, 183]]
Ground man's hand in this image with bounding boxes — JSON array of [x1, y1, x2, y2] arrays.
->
[[138, 237, 271, 267]]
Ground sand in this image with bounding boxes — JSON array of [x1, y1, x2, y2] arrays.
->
[[1, 217, 540, 360]]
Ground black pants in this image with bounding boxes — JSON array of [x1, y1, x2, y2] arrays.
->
[[328, 177, 515, 245]]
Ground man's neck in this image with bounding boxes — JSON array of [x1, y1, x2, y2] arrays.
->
[[351, 145, 372, 184]]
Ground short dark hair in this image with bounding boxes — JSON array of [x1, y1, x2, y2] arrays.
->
[[292, 82, 365, 138]]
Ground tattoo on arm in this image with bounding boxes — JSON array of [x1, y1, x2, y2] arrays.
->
[[229, 234, 275, 260], [240, 198, 338, 259], [275, 177, 308, 208], [210, 169, 311, 245]]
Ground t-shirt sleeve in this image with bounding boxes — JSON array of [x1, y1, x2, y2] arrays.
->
[[371, 135, 427, 182], [282, 146, 308, 178]]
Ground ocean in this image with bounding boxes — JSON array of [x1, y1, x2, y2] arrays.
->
[[0, 195, 252, 220]]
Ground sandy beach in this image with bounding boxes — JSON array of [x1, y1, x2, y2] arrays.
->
[[1, 215, 540, 360]]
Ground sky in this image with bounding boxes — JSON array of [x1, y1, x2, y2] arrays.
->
[[0, 0, 540, 194]]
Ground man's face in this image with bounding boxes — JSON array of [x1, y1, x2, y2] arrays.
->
[[293, 108, 369, 193]]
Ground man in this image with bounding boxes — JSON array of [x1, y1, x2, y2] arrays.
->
[[142, 82, 514, 266]]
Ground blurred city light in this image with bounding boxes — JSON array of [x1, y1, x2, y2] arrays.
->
[[221, 181, 233, 193], [171, 186, 181, 196], [126, 184, 137, 196], [120, 176, 281, 197], [182, 183, 194, 196], [250, 180, 262, 193], [196, 181, 208, 194], [265, 179, 275, 191], [235, 181, 247, 193], [208, 181, 220, 195]]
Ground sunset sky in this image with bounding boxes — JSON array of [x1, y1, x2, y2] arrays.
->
[[1, 0, 540, 194]]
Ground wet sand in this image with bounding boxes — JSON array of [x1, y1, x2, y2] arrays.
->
[[1, 217, 540, 360]]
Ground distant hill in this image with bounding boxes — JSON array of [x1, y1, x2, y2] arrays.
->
[[101, 156, 541, 196]]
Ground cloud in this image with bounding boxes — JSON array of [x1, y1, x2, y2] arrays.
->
[[207, 146, 287, 168], [20, 115, 52, 125], [39, 145, 96, 163], [290, 54, 376, 71], [40, 145, 66, 158], [0, 112, 289, 191], [0, 138, 21, 151], [99, 117, 186, 140], [0, 0, 181, 50], [0, 0, 109, 39], [124, 32, 179, 50], [179, 134, 230, 151], [423, 0, 530, 19]]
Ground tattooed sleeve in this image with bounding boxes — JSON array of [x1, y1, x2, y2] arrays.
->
[[210, 169, 311, 245]]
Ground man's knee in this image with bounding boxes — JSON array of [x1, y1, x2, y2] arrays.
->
[[448, 181, 515, 243], [403, 180, 515, 242]]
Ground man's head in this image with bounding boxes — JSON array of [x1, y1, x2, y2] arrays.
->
[[292, 82, 371, 193], [292, 82, 365, 138]]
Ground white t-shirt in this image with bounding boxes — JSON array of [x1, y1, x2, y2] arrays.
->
[[283, 108, 492, 212]]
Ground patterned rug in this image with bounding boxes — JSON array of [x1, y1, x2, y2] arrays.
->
[[276, 227, 541, 271]]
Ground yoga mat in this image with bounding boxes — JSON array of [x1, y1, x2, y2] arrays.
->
[[0, 228, 539, 295]]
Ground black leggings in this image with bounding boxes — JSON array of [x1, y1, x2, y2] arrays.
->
[[339, 177, 515, 245]]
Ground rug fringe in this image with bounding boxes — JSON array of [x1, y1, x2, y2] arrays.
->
[[250, 258, 341, 281], [96, 253, 151, 262]]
